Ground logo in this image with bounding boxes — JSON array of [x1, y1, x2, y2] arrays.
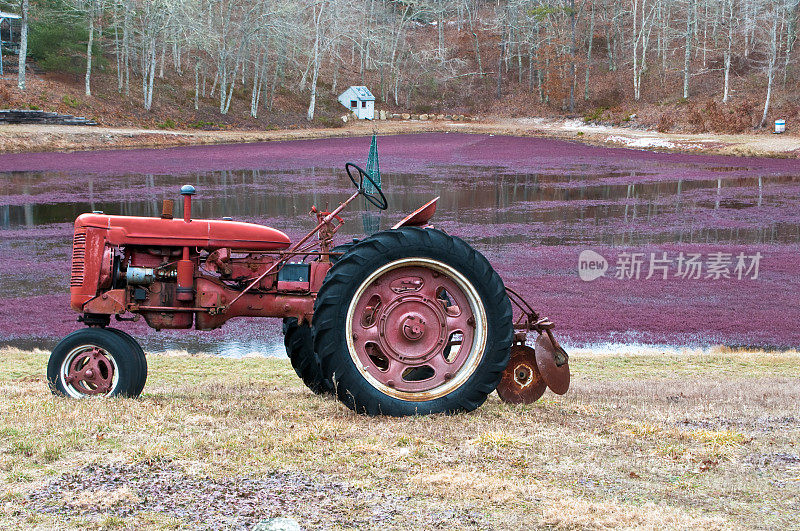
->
[[577, 249, 762, 281], [578, 250, 608, 281]]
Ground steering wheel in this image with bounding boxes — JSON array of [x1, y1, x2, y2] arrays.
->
[[345, 162, 388, 210]]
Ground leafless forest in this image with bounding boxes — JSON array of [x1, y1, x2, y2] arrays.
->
[[7, 0, 800, 129]]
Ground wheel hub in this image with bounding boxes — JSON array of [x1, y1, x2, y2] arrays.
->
[[347, 260, 487, 400], [379, 295, 447, 363], [514, 363, 534, 387], [400, 314, 425, 341], [65, 347, 115, 396]]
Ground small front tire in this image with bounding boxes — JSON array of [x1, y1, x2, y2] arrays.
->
[[107, 328, 148, 396], [47, 328, 146, 398]]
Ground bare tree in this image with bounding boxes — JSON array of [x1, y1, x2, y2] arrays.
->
[[306, 0, 327, 121], [584, 4, 594, 100], [761, 0, 780, 127], [683, 0, 696, 99], [17, 0, 28, 91], [632, 0, 657, 100], [85, 0, 96, 96], [722, 0, 737, 102]]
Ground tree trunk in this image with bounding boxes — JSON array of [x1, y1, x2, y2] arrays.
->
[[332, 56, 338, 94], [633, 0, 640, 100], [784, 1, 797, 85], [194, 61, 200, 110], [268, 55, 281, 111], [761, 9, 779, 128], [307, 48, 320, 121], [159, 38, 166, 79], [123, 0, 130, 96], [722, 0, 733, 102], [219, 63, 227, 113], [222, 52, 243, 115], [113, 6, 122, 92], [145, 36, 157, 110], [722, 53, 732, 102], [17, 0, 28, 90], [210, 69, 218, 98], [568, 0, 577, 112], [251, 49, 265, 119], [528, 45, 534, 92], [307, 2, 325, 121], [683, 0, 695, 99], [464, 1, 482, 75], [438, 10, 445, 61], [173, 39, 181, 75], [496, 40, 504, 99], [85, 0, 94, 96], [584, 7, 594, 100]]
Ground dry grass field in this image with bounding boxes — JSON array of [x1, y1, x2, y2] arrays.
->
[[0, 347, 798, 530]]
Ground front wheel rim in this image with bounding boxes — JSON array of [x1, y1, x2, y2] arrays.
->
[[59, 344, 119, 398], [345, 258, 488, 401]]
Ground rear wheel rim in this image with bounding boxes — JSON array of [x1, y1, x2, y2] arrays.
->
[[345, 258, 487, 401], [60, 344, 119, 398]]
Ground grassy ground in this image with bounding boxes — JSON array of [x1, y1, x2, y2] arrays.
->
[[0, 347, 798, 529]]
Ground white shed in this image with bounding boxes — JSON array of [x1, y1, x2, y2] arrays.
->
[[338, 86, 375, 120]]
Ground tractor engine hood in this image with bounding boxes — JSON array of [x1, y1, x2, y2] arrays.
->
[[75, 213, 291, 251]]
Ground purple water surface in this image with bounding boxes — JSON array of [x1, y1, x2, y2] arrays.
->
[[1, 133, 798, 354]]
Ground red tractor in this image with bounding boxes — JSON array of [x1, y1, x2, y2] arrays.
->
[[48, 164, 569, 415]]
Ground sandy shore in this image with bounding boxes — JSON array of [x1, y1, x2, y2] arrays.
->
[[1, 117, 799, 157]]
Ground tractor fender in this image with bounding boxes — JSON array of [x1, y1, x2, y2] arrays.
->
[[391, 197, 439, 229]]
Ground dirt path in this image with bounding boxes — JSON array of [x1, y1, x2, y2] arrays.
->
[[1, 117, 798, 157]]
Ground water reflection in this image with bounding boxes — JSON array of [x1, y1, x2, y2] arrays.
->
[[1, 167, 799, 247], [2, 159, 800, 354]]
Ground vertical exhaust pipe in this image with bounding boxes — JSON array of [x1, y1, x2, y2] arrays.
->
[[177, 185, 196, 301], [181, 184, 195, 222]]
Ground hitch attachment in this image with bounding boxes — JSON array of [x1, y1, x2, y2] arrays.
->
[[496, 287, 571, 403]]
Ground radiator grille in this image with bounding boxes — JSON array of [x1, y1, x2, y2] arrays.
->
[[70, 229, 86, 287]]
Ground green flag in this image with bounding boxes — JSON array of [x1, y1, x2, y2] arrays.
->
[[362, 133, 382, 234]]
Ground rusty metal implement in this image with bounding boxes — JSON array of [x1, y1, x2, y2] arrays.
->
[[496, 344, 546, 404], [535, 331, 570, 395], [495, 287, 571, 403]]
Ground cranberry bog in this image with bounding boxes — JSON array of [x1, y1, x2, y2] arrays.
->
[[1, 133, 798, 353]]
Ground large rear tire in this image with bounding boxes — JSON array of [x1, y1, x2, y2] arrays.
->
[[313, 227, 513, 416], [280, 242, 355, 395], [282, 318, 333, 395]]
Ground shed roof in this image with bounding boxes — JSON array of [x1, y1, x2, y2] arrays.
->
[[342, 86, 375, 101], [0, 11, 21, 20]]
